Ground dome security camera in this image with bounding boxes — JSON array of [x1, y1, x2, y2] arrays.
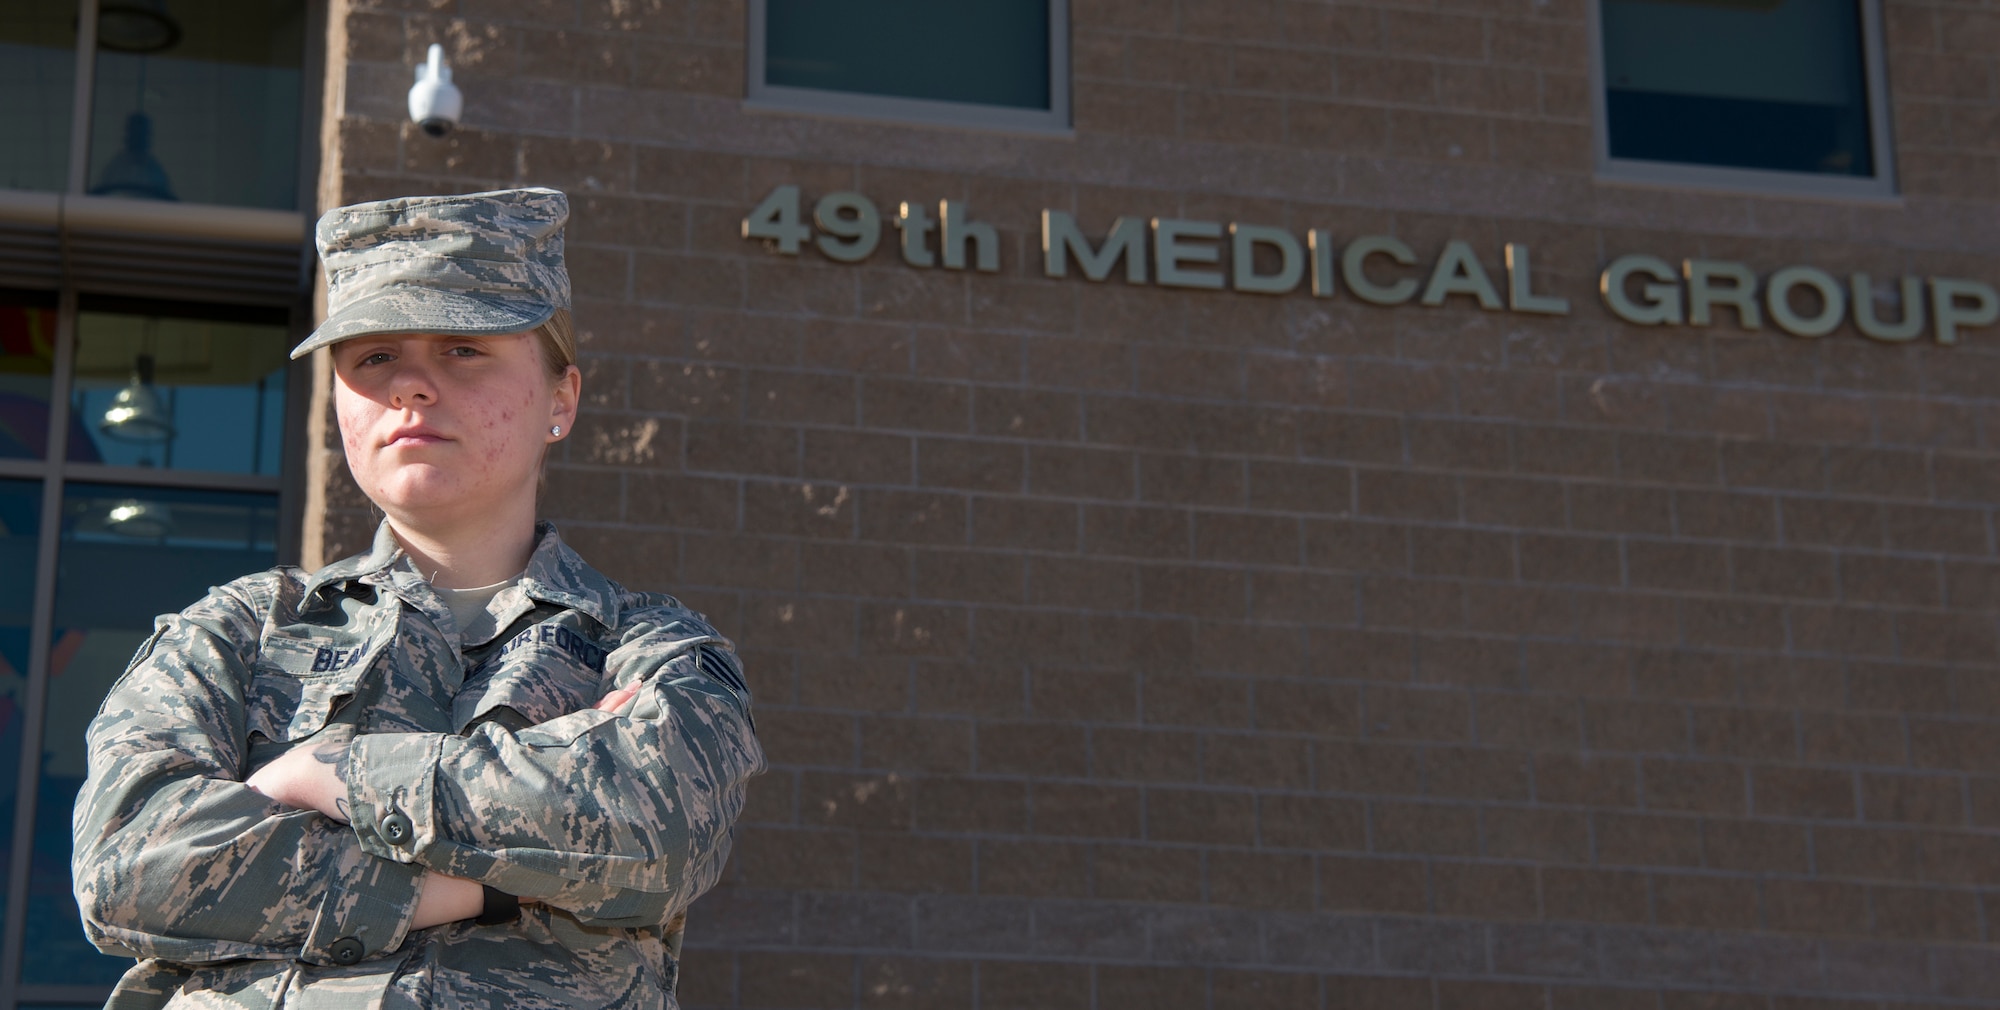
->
[[408, 44, 463, 137]]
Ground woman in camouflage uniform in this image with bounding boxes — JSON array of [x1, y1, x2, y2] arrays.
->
[[71, 188, 764, 1009]]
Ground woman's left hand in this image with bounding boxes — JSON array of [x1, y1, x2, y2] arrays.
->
[[244, 742, 351, 823], [594, 683, 639, 713]]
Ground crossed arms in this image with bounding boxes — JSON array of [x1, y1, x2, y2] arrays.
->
[[72, 579, 763, 967]]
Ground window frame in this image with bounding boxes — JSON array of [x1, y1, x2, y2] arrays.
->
[[1587, 0, 1898, 201], [0, 0, 322, 996], [744, 0, 1072, 135], [0, 285, 305, 1007]]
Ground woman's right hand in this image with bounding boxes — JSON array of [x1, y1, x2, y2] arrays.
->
[[410, 872, 485, 929]]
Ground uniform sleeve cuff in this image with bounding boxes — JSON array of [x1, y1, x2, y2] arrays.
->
[[346, 731, 444, 863], [297, 831, 426, 966]]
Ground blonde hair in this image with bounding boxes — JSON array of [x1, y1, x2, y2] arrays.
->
[[534, 308, 577, 491], [534, 307, 577, 378]]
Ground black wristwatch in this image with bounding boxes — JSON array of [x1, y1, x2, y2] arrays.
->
[[475, 885, 520, 926]]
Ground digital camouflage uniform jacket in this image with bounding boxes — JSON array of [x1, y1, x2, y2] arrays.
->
[[72, 521, 764, 1010]]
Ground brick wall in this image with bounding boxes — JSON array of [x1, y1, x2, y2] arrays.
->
[[318, 1, 2000, 1006]]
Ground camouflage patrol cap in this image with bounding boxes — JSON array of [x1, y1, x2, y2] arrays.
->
[[290, 187, 571, 359]]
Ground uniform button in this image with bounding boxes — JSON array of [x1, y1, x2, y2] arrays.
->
[[380, 812, 413, 846], [329, 937, 365, 964]]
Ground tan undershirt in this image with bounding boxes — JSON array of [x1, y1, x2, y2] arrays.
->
[[433, 575, 521, 644]]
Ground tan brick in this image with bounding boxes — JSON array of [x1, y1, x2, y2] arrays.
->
[[739, 951, 853, 1008], [1389, 108, 1492, 163], [1763, 878, 1870, 935], [1433, 862, 1536, 919], [1542, 867, 1650, 924], [1653, 873, 1759, 930], [1208, 850, 1316, 910], [858, 957, 975, 1010], [1861, 773, 1967, 826], [1318, 854, 1426, 913], [1373, 801, 1479, 856], [1288, 101, 1392, 153], [1074, 82, 1180, 137], [857, 832, 972, 893], [1871, 885, 1983, 942], [1597, 812, 1703, 867], [979, 962, 1089, 1010], [1213, 970, 1322, 1010], [1094, 844, 1203, 903]]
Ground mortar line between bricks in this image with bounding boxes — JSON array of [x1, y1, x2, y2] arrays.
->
[[674, 940, 2000, 1005], [565, 458, 2000, 523], [688, 585, 2000, 632], [786, 743, 1999, 786], [625, 355, 2000, 422], [559, 518, 2000, 574], [764, 780, 2000, 839]]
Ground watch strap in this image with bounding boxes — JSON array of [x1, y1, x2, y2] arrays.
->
[[475, 885, 520, 926]]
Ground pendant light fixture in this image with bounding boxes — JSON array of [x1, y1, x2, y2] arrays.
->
[[105, 498, 174, 538], [97, 1, 181, 54], [100, 352, 175, 442], [90, 111, 177, 201], [90, 3, 179, 201]]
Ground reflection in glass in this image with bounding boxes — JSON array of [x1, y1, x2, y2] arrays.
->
[[766, 0, 1051, 111], [1601, 0, 1874, 177], [0, 292, 60, 460], [68, 304, 289, 475], [0, 480, 39, 977], [0, 0, 77, 193], [26, 483, 277, 986], [97, 3, 184, 54], [87, 0, 306, 210]]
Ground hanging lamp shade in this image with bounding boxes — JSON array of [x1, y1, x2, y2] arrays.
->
[[90, 112, 177, 201], [97, 2, 182, 53], [100, 353, 175, 442], [105, 498, 174, 538]]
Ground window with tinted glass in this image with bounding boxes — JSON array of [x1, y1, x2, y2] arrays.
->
[[1594, 0, 1893, 197], [0, 291, 60, 459], [748, 0, 1069, 132], [0, 0, 77, 193], [66, 299, 289, 475], [26, 483, 278, 987], [86, 0, 308, 210], [0, 293, 293, 998]]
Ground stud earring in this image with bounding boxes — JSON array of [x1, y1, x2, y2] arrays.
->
[[550, 425, 562, 437]]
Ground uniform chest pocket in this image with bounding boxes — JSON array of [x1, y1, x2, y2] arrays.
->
[[456, 623, 607, 732], [246, 640, 381, 742]]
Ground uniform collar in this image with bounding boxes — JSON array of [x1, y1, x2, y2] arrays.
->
[[516, 521, 621, 628], [302, 519, 621, 628], [298, 519, 406, 603]]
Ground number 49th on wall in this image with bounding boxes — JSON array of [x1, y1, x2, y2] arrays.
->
[[742, 184, 998, 271]]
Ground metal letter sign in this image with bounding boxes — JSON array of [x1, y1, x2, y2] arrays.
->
[[741, 186, 1999, 347]]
